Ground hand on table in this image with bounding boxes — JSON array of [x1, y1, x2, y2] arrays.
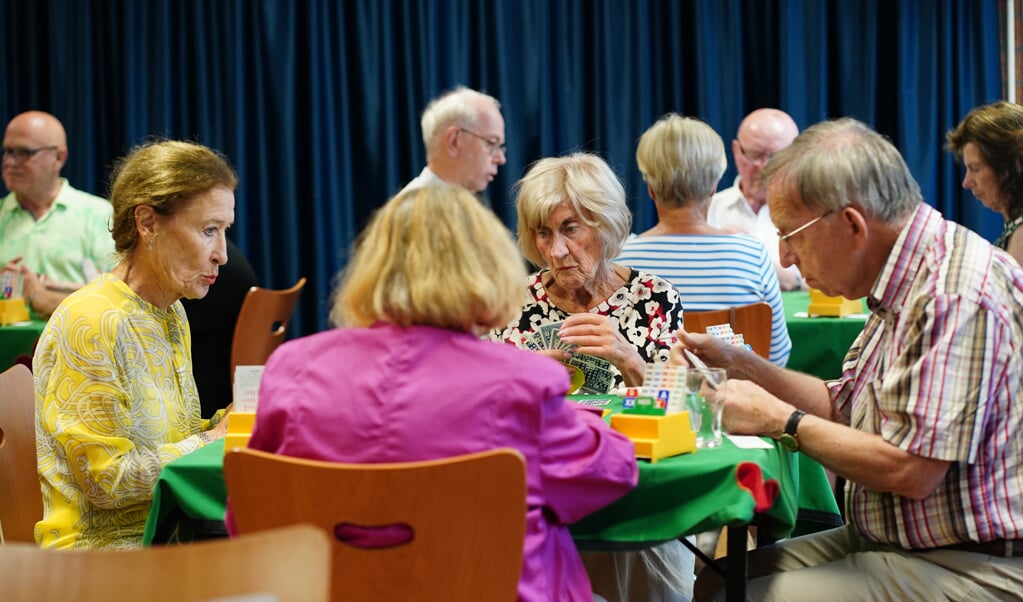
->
[[206, 413, 230, 441], [713, 378, 793, 438]]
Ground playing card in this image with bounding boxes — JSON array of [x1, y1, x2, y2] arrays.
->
[[566, 353, 615, 394], [538, 321, 564, 349]]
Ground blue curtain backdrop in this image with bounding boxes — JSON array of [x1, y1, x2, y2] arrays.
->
[[1, 0, 1002, 337]]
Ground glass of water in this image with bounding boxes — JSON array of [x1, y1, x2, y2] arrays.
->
[[686, 367, 727, 448]]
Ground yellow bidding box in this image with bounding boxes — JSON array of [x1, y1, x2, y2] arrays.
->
[[0, 298, 30, 325], [610, 412, 697, 463], [223, 412, 256, 455], [807, 289, 863, 317]]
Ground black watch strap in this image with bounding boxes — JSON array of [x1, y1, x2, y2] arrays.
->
[[785, 409, 807, 437], [778, 409, 807, 452]]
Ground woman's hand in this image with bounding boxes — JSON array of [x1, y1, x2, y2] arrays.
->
[[205, 414, 230, 441], [558, 313, 646, 386]]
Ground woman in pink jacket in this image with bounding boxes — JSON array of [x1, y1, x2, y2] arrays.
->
[[231, 182, 638, 601]]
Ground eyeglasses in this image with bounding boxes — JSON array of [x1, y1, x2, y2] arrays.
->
[[777, 210, 835, 243], [458, 128, 507, 155], [737, 141, 772, 164], [1, 146, 58, 164]]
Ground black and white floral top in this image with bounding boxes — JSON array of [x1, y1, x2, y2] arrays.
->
[[488, 268, 685, 390]]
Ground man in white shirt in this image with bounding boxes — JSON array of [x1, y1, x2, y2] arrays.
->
[[708, 108, 803, 290], [402, 86, 507, 199]]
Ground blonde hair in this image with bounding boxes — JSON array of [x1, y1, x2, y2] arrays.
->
[[637, 113, 726, 207], [109, 140, 237, 257], [515, 153, 631, 267], [331, 183, 526, 331]]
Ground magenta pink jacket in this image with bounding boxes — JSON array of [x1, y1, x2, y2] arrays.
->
[[227, 322, 638, 601]]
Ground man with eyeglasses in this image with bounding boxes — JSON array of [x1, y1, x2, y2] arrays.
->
[[1, 111, 114, 318], [683, 118, 1023, 600], [708, 108, 804, 290], [401, 86, 507, 200]]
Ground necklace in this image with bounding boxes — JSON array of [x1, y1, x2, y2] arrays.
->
[[994, 215, 1023, 250]]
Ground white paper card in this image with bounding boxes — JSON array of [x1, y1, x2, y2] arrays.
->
[[233, 365, 265, 413], [726, 434, 774, 449]]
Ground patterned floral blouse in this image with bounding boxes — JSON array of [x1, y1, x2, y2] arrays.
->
[[33, 273, 221, 549], [488, 268, 685, 390]]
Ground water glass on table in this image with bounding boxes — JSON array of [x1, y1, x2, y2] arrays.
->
[[686, 367, 727, 448]]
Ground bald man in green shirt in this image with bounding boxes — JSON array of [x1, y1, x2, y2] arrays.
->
[[1, 111, 114, 318]]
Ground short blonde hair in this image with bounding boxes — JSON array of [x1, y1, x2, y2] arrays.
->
[[636, 113, 726, 207], [331, 183, 526, 331], [515, 153, 631, 267], [109, 140, 237, 257]]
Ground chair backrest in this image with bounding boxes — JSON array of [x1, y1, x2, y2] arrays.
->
[[224, 447, 527, 601], [0, 363, 41, 543], [229, 276, 306, 381], [683, 302, 773, 360], [0, 524, 331, 601]]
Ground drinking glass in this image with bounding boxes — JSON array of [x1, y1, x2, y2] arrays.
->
[[686, 367, 727, 448]]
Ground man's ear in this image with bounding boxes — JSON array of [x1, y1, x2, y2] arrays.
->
[[53, 148, 68, 171], [443, 125, 462, 157], [841, 205, 870, 247]]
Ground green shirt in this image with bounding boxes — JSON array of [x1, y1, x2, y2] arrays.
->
[[0, 179, 115, 283]]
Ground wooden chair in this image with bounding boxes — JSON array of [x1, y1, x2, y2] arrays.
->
[[0, 364, 41, 544], [682, 301, 773, 360], [224, 447, 527, 601], [0, 524, 331, 601], [229, 276, 306, 380]]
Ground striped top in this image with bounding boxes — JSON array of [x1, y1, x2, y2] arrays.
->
[[830, 203, 1023, 548], [615, 233, 791, 366]]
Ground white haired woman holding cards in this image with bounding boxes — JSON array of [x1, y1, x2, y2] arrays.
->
[[488, 153, 692, 602], [488, 153, 684, 391], [229, 182, 638, 602]]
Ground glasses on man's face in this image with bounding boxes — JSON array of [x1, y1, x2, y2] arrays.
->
[[777, 210, 835, 244], [458, 128, 507, 156], [1, 146, 58, 165], [737, 141, 772, 165]]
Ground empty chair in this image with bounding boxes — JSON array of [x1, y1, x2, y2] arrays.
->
[[229, 276, 306, 379], [0, 524, 330, 601], [0, 364, 41, 543], [683, 301, 773, 360], [224, 447, 527, 601]]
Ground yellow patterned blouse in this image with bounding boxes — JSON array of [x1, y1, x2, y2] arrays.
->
[[34, 273, 221, 549]]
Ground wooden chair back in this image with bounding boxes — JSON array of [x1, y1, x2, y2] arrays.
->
[[0, 524, 331, 601], [0, 364, 41, 543], [683, 302, 773, 359], [224, 447, 527, 601], [229, 276, 306, 381]]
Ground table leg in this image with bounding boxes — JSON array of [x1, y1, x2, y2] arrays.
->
[[725, 524, 748, 602]]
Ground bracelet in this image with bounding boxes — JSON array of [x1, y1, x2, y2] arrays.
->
[[198, 431, 212, 445]]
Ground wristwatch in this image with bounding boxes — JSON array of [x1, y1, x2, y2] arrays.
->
[[778, 409, 806, 452]]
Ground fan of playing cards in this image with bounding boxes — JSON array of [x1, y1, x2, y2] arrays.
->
[[704, 323, 753, 352], [523, 320, 617, 394]]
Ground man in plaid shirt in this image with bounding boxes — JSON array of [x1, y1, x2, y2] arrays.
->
[[682, 118, 1023, 601]]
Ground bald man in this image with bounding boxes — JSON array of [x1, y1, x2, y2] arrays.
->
[[0, 111, 114, 317], [709, 108, 803, 290], [401, 86, 507, 199]]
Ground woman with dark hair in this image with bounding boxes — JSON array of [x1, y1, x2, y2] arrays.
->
[[947, 101, 1023, 265]]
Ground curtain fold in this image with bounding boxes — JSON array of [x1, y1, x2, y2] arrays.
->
[[1, 0, 1002, 336]]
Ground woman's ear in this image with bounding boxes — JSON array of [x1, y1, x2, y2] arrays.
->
[[135, 205, 158, 242]]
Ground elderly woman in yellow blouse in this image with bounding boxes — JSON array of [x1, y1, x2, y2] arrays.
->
[[33, 140, 235, 549]]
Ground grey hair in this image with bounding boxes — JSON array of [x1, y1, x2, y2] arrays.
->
[[637, 113, 726, 206], [762, 118, 921, 223], [420, 86, 501, 156], [514, 153, 632, 267]]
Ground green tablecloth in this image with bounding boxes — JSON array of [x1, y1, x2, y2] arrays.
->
[[781, 291, 868, 380], [0, 319, 46, 371], [144, 400, 841, 547]]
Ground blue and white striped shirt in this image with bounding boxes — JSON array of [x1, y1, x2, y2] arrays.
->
[[615, 233, 791, 366]]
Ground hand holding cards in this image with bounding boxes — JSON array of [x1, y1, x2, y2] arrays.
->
[[525, 320, 616, 394]]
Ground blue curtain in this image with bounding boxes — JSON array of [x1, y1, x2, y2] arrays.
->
[[1, 0, 1001, 337]]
